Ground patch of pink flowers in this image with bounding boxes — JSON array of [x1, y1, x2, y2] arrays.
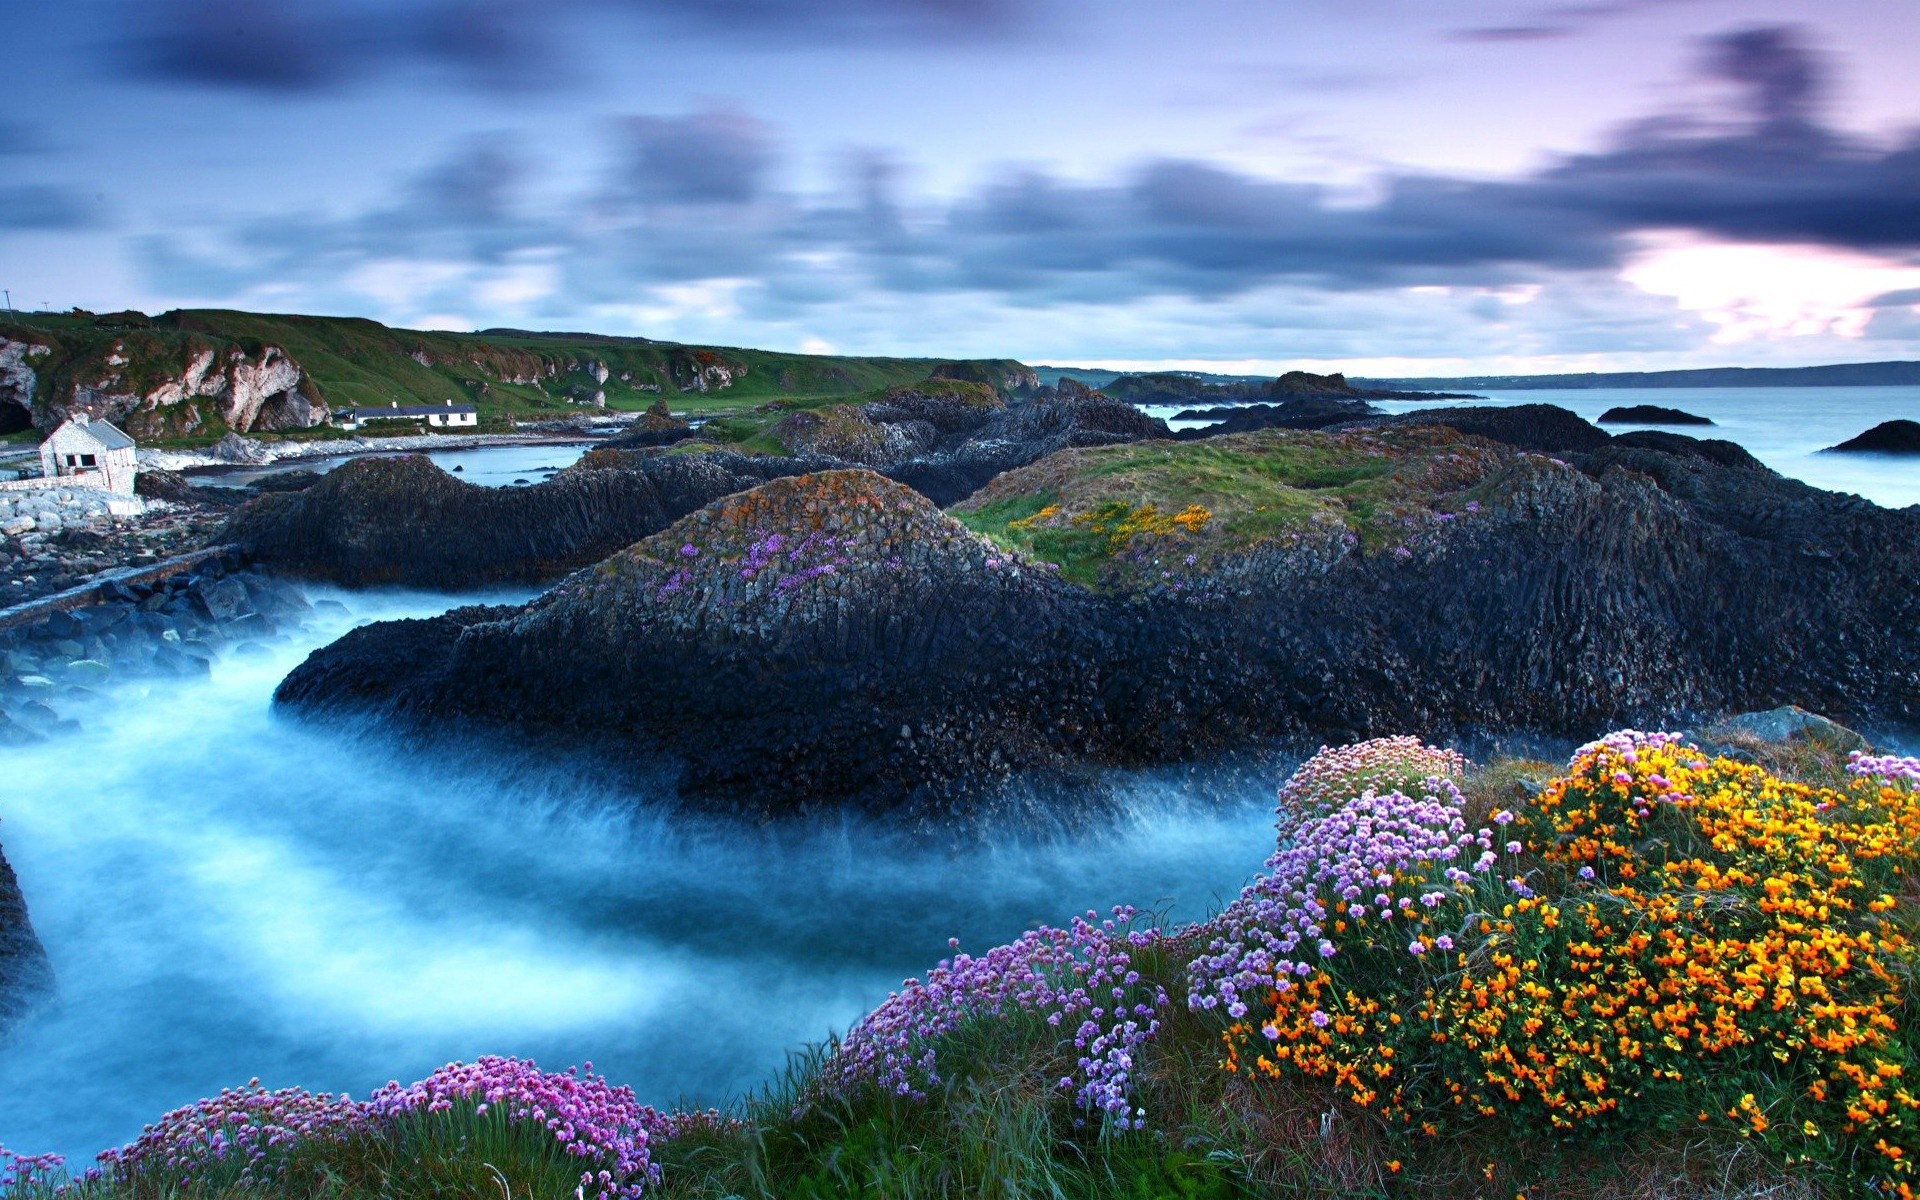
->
[[32, 1059, 689, 1199], [0, 1145, 66, 1191], [92, 1080, 365, 1188], [364, 1057, 669, 1200], [1849, 751, 1920, 784], [1187, 774, 1507, 1022], [1273, 736, 1466, 837], [827, 906, 1169, 1130]]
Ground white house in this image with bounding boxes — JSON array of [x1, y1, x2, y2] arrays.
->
[[37, 413, 137, 495], [333, 400, 479, 431]]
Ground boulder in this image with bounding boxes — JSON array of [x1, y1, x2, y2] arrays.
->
[[1824, 419, 1920, 455], [1598, 404, 1714, 426], [0, 835, 52, 1033], [1695, 705, 1869, 753]]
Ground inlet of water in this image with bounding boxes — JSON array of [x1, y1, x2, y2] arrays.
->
[[0, 592, 1275, 1163]]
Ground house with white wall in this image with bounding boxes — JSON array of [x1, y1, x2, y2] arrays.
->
[[36, 413, 137, 494], [333, 400, 479, 431]]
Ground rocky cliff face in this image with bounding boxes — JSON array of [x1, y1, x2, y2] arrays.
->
[[2, 330, 323, 438], [276, 430, 1920, 824], [0, 340, 51, 431], [0, 834, 52, 1033]]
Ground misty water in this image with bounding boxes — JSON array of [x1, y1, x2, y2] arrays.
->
[[0, 592, 1277, 1163]]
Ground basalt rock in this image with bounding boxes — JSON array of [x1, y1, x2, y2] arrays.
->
[[1173, 395, 1380, 436], [224, 451, 838, 589], [1598, 404, 1714, 426], [0, 835, 52, 1033], [1825, 419, 1920, 455], [602, 398, 694, 449], [886, 389, 1171, 506], [277, 441, 1920, 824], [1348, 403, 1612, 454]]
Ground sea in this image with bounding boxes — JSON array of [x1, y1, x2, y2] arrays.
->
[[1142, 386, 1920, 509]]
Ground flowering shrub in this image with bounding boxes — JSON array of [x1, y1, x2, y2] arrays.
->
[[1190, 773, 1515, 1112], [1210, 730, 1920, 1196], [1271, 736, 1467, 838], [27, 1059, 683, 1199], [364, 1057, 670, 1200], [92, 1080, 364, 1188], [827, 907, 1170, 1130], [1852, 751, 1920, 785], [0, 1146, 65, 1192]]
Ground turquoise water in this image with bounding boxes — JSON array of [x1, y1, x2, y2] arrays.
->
[[0, 593, 1275, 1163], [1146, 386, 1920, 509], [191, 441, 595, 490]]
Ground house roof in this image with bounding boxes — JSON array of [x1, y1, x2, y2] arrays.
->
[[342, 405, 477, 417], [53, 417, 135, 450]]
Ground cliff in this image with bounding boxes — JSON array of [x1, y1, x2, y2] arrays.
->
[[0, 309, 1028, 441]]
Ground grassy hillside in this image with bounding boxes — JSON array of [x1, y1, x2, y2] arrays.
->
[[0, 309, 1008, 442], [953, 426, 1510, 588]]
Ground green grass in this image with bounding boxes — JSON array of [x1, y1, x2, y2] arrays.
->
[[0, 310, 1014, 445], [952, 428, 1513, 589]]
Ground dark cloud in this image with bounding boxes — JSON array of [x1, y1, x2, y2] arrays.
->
[[1449, 25, 1570, 43], [0, 186, 100, 231], [137, 26, 1920, 319], [1702, 25, 1824, 125], [615, 110, 776, 206], [0, 123, 51, 156], [123, 0, 1039, 92], [1451, 0, 1705, 44]]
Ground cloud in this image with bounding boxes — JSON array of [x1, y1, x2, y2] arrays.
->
[[614, 110, 777, 206], [1450, 0, 1706, 44], [0, 122, 51, 156], [0, 186, 100, 231], [134, 25, 1920, 354], [1702, 24, 1824, 125], [122, 0, 1041, 92]]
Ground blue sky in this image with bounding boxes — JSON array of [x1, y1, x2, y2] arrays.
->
[[4, 0, 1919, 372]]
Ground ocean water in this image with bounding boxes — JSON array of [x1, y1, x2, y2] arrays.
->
[[0, 594, 1275, 1163], [190, 441, 595, 490], [1143, 386, 1920, 509]]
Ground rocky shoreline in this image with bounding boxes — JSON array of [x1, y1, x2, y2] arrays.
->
[[274, 416, 1920, 822]]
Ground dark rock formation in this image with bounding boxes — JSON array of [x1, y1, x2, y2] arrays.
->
[[1104, 370, 1475, 408], [885, 387, 1169, 506], [1609, 430, 1765, 471], [1825, 419, 1920, 455], [278, 441, 1920, 824], [603, 398, 694, 449], [1349, 403, 1612, 454], [0, 834, 52, 1032], [1598, 404, 1714, 426], [1173, 394, 1381, 436], [225, 451, 837, 589], [0, 560, 315, 722]]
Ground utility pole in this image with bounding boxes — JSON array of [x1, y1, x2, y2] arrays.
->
[[2, 290, 10, 311]]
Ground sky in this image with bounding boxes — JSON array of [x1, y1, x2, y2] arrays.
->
[[2, 0, 1919, 374]]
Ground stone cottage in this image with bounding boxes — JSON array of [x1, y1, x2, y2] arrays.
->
[[37, 413, 137, 495]]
